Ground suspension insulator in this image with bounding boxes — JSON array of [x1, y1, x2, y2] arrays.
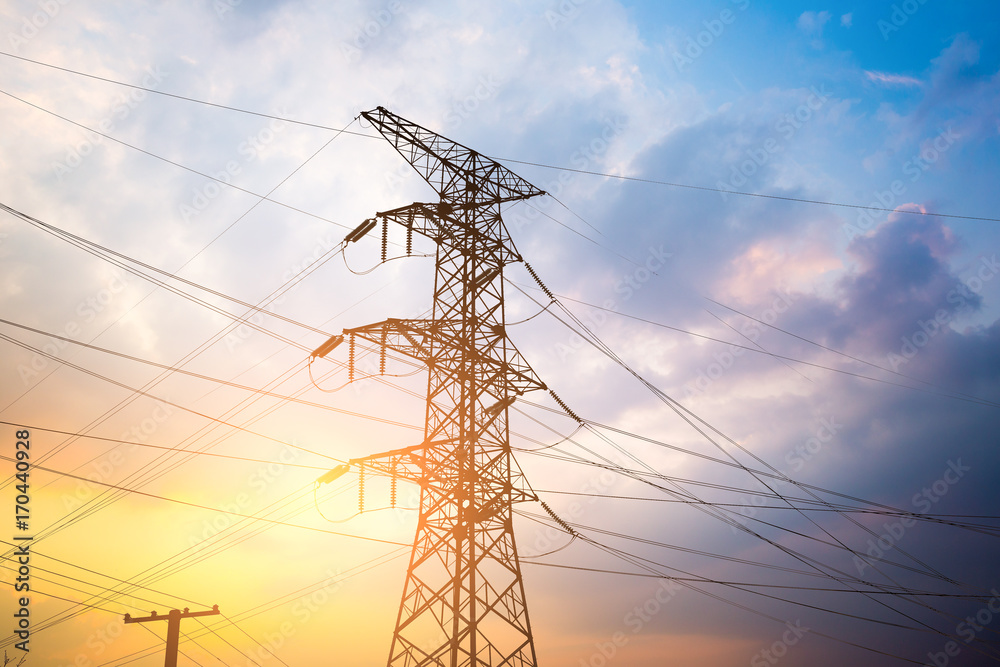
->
[[358, 464, 365, 513], [406, 221, 413, 256], [380, 325, 388, 374], [381, 218, 388, 262], [390, 462, 397, 508], [348, 334, 356, 382], [540, 500, 577, 536], [549, 390, 582, 424], [524, 261, 555, 301]]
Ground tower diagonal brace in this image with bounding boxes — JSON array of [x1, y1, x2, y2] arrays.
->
[[340, 106, 547, 667]]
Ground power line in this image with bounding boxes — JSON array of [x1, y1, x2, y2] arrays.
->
[[2, 50, 996, 225], [514, 264, 996, 637], [1, 454, 409, 547], [0, 420, 333, 470], [0, 50, 373, 136], [0, 87, 353, 230], [510, 280, 1000, 409], [498, 156, 1000, 223], [0, 318, 423, 432]]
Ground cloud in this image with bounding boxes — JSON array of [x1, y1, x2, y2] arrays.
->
[[832, 211, 970, 349], [796, 10, 831, 35], [911, 33, 1000, 141], [2, 4, 999, 666], [865, 70, 922, 87], [840, 12, 853, 28]]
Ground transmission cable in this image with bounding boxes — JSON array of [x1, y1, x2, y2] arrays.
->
[[3, 50, 996, 224]]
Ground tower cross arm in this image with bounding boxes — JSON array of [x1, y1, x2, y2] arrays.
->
[[374, 201, 519, 260], [344, 318, 546, 395], [362, 106, 545, 205]]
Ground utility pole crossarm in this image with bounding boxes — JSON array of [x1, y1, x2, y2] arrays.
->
[[123, 606, 220, 667], [123, 605, 220, 624]]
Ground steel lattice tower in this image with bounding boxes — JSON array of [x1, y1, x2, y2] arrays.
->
[[333, 107, 548, 666]]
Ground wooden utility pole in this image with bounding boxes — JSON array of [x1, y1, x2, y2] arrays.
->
[[124, 605, 220, 667]]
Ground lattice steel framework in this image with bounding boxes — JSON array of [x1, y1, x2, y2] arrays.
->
[[340, 107, 547, 666]]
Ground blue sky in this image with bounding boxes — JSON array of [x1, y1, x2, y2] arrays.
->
[[1, 1, 999, 665]]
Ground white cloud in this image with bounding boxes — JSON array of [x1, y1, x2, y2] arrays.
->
[[796, 9, 832, 35], [1, 4, 998, 666], [865, 70, 923, 86]]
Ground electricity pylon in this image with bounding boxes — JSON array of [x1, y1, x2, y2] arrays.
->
[[320, 107, 548, 666]]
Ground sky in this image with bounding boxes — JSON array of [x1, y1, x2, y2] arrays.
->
[[1, 1, 999, 666]]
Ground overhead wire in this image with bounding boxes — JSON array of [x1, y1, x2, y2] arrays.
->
[[0, 319, 421, 431], [0, 421, 331, 470], [4, 49, 998, 661], [510, 276, 976, 585], [0, 124, 370, 520], [2, 50, 997, 224], [0, 473, 386, 647], [0, 87, 356, 231], [509, 280, 1000, 409], [510, 262, 1000, 648], [517, 512, 999, 664], [1, 184, 427, 563], [190, 618, 263, 667], [0, 72, 432, 656], [1, 454, 410, 546], [516, 510, 991, 598], [89, 548, 409, 667]]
